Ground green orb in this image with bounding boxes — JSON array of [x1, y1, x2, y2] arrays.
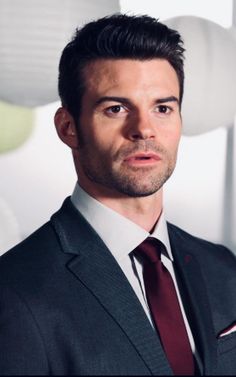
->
[[0, 101, 34, 153]]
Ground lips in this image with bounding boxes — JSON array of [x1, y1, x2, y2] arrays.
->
[[123, 152, 161, 162]]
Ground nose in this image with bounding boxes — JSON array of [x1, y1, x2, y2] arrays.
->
[[126, 112, 156, 141]]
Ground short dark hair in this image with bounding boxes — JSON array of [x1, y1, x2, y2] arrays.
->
[[58, 13, 185, 122]]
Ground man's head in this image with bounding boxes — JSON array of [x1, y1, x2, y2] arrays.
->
[[58, 13, 184, 124], [55, 14, 184, 200]]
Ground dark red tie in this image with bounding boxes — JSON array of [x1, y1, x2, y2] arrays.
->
[[134, 237, 194, 375]]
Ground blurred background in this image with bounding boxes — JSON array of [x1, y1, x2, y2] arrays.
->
[[0, 0, 235, 254]]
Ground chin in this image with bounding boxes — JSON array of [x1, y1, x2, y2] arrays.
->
[[116, 184, 162, 198]]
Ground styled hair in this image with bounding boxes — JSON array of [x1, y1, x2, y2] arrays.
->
[[58, 13, 185, 122]]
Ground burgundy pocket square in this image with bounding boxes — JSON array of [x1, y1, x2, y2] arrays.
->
[[219, 323, 236, 337]]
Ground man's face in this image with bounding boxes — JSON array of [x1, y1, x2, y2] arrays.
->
[[74, 58, 182, 198]]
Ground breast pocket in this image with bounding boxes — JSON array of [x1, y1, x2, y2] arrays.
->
[[217, 332, 236, 375]]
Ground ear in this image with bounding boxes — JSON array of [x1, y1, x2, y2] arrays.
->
[[54, 107, 78, 149]]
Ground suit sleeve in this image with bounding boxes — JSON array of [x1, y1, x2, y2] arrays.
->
[[0, 284, 49, 375]]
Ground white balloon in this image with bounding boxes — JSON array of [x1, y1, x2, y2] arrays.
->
[[164, 16, 236, 135], [0, 0, 120, 107]]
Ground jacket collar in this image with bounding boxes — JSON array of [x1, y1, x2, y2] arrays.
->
[[168, 223, 218, 375], [51, 197, 173, 375]]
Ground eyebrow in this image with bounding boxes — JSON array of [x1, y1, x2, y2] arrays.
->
[[94, 96, 131, 107], [155, 96, 179, 105], [94, 95, 179, 107]]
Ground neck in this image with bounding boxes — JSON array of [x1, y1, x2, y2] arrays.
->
[[78, 180, 163, 232]]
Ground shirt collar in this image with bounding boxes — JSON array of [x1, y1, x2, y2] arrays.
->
[[71, 183, 173, 263]]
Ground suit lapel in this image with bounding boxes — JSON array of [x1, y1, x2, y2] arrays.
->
[[168, 224, 218, 375], [51, 198, 173, 376]]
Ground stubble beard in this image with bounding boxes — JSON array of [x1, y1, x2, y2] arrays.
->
[[78, 140, 177, 198]]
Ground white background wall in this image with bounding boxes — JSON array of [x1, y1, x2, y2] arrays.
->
[[120, 0, 233, 27], [0, 0, 235, 252]]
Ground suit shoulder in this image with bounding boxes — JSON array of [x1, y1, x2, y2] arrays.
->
[[0, 221, 63, 285], [167, 222, 236, 263], [1, 221, 56, 257]]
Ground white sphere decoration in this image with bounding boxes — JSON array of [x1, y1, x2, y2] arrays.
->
[[0, 0, 120, 107], [164, 16, 236, 135]]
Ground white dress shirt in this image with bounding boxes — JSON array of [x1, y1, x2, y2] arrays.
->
[[71, 183, 197, 356]]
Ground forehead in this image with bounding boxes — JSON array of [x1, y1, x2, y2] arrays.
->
[[82, 58, 180, 99]]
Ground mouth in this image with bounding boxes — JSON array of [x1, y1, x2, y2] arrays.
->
[[123, 152, 161, 165]]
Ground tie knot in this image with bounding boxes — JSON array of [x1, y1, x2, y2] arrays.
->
[[135, 237, 162, 264]]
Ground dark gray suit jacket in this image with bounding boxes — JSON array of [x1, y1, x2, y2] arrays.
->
[[0, 197, 236, 375]]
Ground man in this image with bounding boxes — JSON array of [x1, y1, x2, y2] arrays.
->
[[0, 14, 236, 376]]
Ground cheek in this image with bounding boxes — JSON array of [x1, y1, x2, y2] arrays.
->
[[86, 135, 115, 162], [162, 130, 181, 149], [91, 129, 119, 155], [170, 138, 181, 156], [165, 122, 181, 148]]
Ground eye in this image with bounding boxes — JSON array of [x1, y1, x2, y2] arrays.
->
[[104, 104, 128, 117], [106, 105, 125, 113], [156, 105, 172, 114]]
